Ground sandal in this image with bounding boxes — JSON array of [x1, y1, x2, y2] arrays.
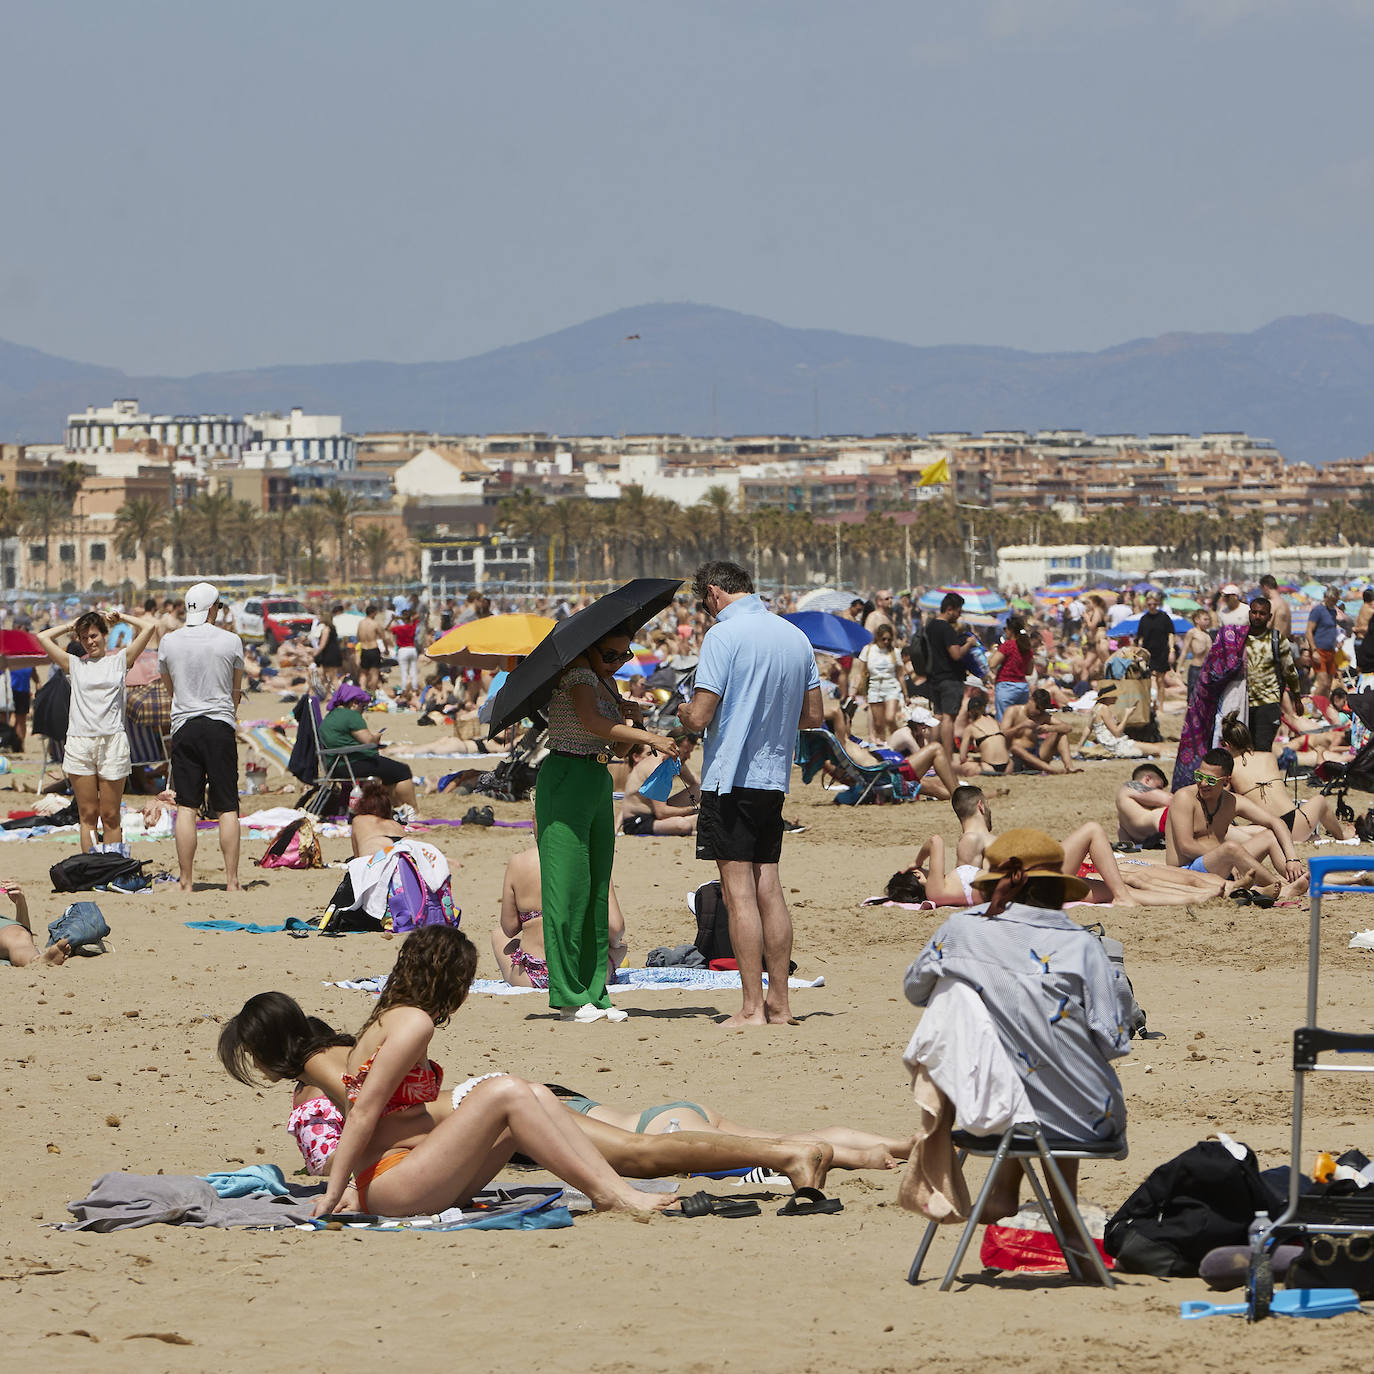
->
[[670, 1191, 761, 1219], [777, 1187, 844, 1217], [1229, 889, 1255, 906], [1112, 841, 1140, 854], [462, 805, 495, 827]]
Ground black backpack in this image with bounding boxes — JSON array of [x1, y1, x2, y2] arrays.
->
[[49, 852, 146, 893], [32, 669, 71, 744], [692, 881, 735, 962], [1104, 1141, 1281, 1276], [907, 622, 931, 678]]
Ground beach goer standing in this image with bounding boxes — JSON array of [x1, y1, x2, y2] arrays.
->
[[1305, 585, 1343, 700], [1177, 609, 1214, 699], [158, 583, 245, 892], [392, 608, 420, 694], [924, 592, 978, 765], [1244, 596, 1299, 753], [863, 590, 895, 637], [987, 613, 1032, 720], [1258, 574, 1292, 639], [538, 629, 678, 1023], [1135, 592, 1176, 713], [312, 604, 344, 686], [679, 561, 822, 1028], [356, 605, 388, 694], [1216, 583, 1248, 628], [36, 609, 157, 852]]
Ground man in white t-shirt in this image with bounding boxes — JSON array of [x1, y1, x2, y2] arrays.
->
[[1217, 583, 1249, 628], [158, 582, 245, 892], [1107, 600, 1133, 630]]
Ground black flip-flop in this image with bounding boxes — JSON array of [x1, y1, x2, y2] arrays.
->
[[1229, 889, 1255, 906], [778, 1187, 843, 1217], [1112, 841, 1140, 853], [1247, 890, 1277, 909], [668, 1191, 760, 1219]]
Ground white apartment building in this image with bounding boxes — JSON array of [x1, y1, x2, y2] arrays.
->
[[241, 408, 356, 468]]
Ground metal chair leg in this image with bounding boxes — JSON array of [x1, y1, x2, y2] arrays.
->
[[907, 1149, 968, 1285], [1031, 1131, 1115, 1288], [939, 1140, 1013, 1291]]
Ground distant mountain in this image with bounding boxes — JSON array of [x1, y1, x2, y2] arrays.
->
[[4, 306, 1374, 463]]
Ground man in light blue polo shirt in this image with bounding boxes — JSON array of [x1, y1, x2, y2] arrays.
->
[[679, 561, 823, 1027]]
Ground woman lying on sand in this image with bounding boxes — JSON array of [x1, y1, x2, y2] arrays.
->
[[0, 883, 69, 968], [219, 989, 907, 1198]]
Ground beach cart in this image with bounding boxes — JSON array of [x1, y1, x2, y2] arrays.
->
[[1247, 855, 1374, 1319]]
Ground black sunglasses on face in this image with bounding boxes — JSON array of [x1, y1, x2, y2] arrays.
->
[[600, 648, 632, 665]]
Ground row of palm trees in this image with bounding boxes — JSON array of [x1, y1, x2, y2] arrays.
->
[[2, 488, 400, 590], [497, 485, 1319, 588]]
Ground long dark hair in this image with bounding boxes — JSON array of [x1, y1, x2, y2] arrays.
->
[[362, 925, 478, 1032], [885, 870, 927, 902], [218, 991, 354, 1085], [1005, 614, 1032, 663]]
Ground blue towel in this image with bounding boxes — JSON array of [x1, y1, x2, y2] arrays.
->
[[184, 917, 315, 934], [636, 757, 681, 802], [203, 1165, 292, 1198]]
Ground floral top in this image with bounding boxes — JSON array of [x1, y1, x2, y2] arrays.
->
[[546, 666, 622, 755]]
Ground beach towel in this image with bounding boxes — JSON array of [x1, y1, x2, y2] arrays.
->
[[185, 918, 316, 934], [245, 724, 295, 772], [328, 968, 826, 995], [1173, 625, 1248, 790], [60, 1173, 317, 1231]]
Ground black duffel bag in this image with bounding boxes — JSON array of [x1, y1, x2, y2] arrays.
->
[[50, 852, 147, 893]]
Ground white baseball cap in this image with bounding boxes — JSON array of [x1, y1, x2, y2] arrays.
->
[[184, 582, 221, 626], [908, 705, 939, 727]]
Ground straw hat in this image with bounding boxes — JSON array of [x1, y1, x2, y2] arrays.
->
[[970, 828, 1090, 903]]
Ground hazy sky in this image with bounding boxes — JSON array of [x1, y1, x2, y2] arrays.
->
[[4, 0, 1373, 374]]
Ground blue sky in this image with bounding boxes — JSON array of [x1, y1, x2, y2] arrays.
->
[[3, 0, 1372, 373]]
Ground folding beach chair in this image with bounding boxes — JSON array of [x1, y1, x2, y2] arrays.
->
[[1247, 855, 1374, 1319], [906, 1122, 1128, 1290], [124, 681, 172, 788], [795, 728, 910, 805]]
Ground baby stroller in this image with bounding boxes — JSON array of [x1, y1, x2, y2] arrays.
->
[[1311, 690, 1374, 829], [466, 724, 548, 803]]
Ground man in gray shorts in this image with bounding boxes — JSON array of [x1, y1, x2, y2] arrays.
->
[[159, 582, 245, 891]]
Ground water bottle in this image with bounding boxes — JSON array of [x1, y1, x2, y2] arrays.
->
[[663, 1118, 681, 1134], [1248, 1209, 1270, 1251], [348, 782, 363, 813]]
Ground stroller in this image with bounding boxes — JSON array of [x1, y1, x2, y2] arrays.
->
[[465, 724, 548, 803], [1311, 689, 1374, 828]]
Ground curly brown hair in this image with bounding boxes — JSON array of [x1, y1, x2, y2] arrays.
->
[[352, 778, 392, 820], [362, 925, 477, 1031]]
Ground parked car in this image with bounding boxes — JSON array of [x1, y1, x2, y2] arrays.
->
[[234, 597, 317, 648]]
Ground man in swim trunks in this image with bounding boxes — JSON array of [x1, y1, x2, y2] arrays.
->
[[357, 604, 389, 695], [618, 733, 700, 838], [1165, 747, 1307, 896], [1000, 690, 1083, 774]]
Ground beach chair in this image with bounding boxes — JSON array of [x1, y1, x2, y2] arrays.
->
[[1246, 855, 1374, 1319], [125, 681, 172, 787], [795, 728, 910, 805], [906, 1122, 1128, 1290]]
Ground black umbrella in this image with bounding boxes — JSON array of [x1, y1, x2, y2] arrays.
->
[[485, 578, 684, 737]]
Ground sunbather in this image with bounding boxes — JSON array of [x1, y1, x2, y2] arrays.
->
[[617, 733, 701, 837], [1115, 763, 1171, 847], [0, 883, 69, 968], [1219, 713, 1348, 842]]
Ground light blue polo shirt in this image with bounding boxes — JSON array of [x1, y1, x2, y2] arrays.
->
[[695, 595, 820, 794]]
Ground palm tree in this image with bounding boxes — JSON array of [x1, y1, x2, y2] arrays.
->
[[293, 503, 331, 584], [20, 492, 67, 587], [319, 488, 361, 582], [0, 487, 21, 541], [698, 485, 735, 551], [359, 523, 397, 581], [260, 504, 298, 583], [183, 490, 238, 571], [114, 496, 169, 591]]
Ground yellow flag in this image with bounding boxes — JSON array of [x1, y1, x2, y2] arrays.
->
[[918, 456, 950, 486]]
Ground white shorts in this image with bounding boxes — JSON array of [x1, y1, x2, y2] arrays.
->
[[64, 732, 132, 780], [866, 683, 903, 704]]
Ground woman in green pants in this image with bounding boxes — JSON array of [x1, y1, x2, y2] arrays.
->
[[537, 630, 679, 1024]]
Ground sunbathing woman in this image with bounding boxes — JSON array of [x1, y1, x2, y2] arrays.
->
[[306, 927, 676, 1217], [350, 778, 408, 857], [1220, 713, 1349, 842], [1075, 686, 1170, 760], [491, 845, 626, 989], [957, 695, 1013, 774], [218, 990, 843, 1193]]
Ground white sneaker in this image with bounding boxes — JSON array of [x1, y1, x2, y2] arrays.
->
[[560, 1004, 608, 1023], [603, 1005, 629, 1023]]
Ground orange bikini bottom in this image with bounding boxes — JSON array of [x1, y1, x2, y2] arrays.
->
[[355, 1148, 411, 1211]]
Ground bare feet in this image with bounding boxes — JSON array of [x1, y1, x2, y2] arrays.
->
[[831, 1142, 902, 1171], [225, 881, 242, 893], [179, 879, 194, 892], [778, 1141, 833, 1191], [600, 1189, 676, 1214], [38, 939, 70, 967], [721, 1009, 767, 1028]]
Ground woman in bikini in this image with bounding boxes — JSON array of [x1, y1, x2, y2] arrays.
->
[[1075, 686, 1170, 759], [491, 845, 627, 990], [957, 694, 1012, 774], [350, 778, 408, 857], [218, 990, 899, 1187], [307, 926, 676, 1218], [1220, 713, 1349, 842]]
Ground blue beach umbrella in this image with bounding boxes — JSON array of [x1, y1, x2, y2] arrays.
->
[[1114, 613, 1191, 636], [780, 611, 873, 656], [919, 584, 1008, 614]]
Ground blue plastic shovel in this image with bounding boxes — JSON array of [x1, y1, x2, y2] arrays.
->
[[1180, 1288, 1361, 1320]]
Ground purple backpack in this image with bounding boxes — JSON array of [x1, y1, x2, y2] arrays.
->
[[384, 851, 459, 934]]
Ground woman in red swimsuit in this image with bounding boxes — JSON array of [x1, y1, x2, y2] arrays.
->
[[314, 925, 674, 1218]]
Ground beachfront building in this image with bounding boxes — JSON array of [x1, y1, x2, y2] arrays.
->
[[67, 399, 249, 461], [240, 408, 356, 469], [420, 533, 538, 599]]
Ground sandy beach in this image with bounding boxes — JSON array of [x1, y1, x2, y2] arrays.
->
[[3, 713, 1374, 1373]]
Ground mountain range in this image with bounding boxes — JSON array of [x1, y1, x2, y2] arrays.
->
[[4, 304, 1374, 464]]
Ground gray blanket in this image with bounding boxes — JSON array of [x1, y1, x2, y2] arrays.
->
[[61, 1172, 318, 1231]]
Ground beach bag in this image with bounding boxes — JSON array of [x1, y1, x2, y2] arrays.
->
[[1079, 923, 1147, 1037], [908, 623, 931, 678], [384, 850, 458, 933], [1104, 1141, 1279, 1276], [32, 669, 70, 744], [691, 880, 734, 962], [256, 816, 324, 870], [49, 852, 146, 893]]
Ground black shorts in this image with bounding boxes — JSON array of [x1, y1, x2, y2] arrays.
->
[[171, 718, 240, 815], [359, 647, 382, 670], [622, 812, 655, 837], [329, 752, 413, 787], [927, 677, 964, 717], [696, 788, 785, 865], [11, 691, 29, 717]]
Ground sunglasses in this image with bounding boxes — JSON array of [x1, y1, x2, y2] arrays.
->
[[1194, 771, 1223, 786], [599, 648, 632, 665]]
